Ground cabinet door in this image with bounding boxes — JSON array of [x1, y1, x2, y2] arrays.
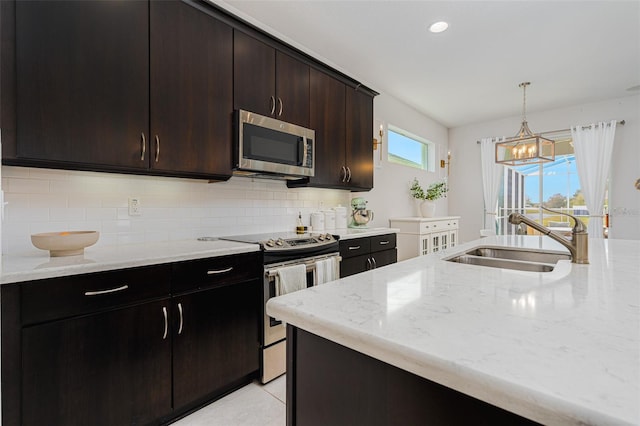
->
[[371, 249, 397, 269], [346, 87, 374, 190], [309, 69, 346, 187], [234, 31, 276, 117], [276, 51, 310, 127], [340, 254, 372, 278], [173, 279, 260, 409], [150, 0, 233, 178], [22, 299, 172, 426], [16, 1, 149, 169]]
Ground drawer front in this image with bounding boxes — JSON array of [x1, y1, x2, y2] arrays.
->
[[172, 251, 262, 294], [22, 264, 172, 325], [339, 237, 370, 259], [370, 233, 396, 253]]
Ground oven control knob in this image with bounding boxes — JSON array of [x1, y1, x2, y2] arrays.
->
[[266, 239, 275, 247], [276, 238, 284, 246], [318, 234, 325, 241], [325, 233, 333, 240]]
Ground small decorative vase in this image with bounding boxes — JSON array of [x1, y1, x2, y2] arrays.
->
[[420, 201, 436, 218]]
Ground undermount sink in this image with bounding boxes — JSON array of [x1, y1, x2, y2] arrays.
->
[[445, 246, 570, 272]]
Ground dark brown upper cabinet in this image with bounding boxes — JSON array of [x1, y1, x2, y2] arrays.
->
[[15, 0, 150, 170], [345, 86, 374, 190], [12, 0, 233, 180], [234, 30, 310, 128], [289, 69, 374, 191], [150, 0, 233, 178]]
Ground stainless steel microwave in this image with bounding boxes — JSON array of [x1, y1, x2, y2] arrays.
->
[[235, 110, 315, 178]]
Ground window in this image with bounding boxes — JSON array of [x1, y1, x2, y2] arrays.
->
[[387, 126, 434, 171]]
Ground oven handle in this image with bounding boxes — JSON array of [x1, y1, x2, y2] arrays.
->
[[265, 254, 341, 277]]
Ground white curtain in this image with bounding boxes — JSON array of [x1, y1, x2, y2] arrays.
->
[[480, 138, 504, 232], [571, 120, 617, 238]]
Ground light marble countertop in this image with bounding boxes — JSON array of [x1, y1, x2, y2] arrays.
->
[[267, 235, 640, 425], [0, 239, 260, 285], [332, 227, 399, 240], [0, 227, 398, 285]]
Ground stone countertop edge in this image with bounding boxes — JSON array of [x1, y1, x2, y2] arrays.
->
[[266, 235, 640, 426], [0, 239, 261, 285], [332, 227, 399, 240]]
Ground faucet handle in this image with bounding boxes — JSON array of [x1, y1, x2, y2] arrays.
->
[[540, 206, 587, 233]]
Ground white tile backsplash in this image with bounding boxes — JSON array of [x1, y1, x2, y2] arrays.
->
[[1, 166, 351, 255]]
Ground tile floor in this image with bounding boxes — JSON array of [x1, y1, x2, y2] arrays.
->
[[172, 375, 286, 426]]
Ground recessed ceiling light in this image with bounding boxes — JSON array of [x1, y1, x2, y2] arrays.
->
[[429, 21, 449, 33]]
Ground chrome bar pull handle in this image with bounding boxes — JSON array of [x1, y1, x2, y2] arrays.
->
[[341, 166, 347, 182], [371, 256, 377, 269], [277, 97, 283, 116], [140, 133, 146, 161], [379, 241, 390, 245], [366, 258, 372, 270], [162, 307, 168, 340], [346, 166, 352, 182], [154, 135, 160, 163], [84, 285, 129, 296], [269, 96, 276, 115], [177, 303, 184, 335], [207, 267, 233, 275], [348, 245, 361, 250]]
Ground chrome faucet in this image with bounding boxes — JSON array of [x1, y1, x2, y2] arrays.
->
[[508, 207, 589, 264]]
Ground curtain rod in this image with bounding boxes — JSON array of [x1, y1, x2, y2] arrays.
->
[[476, 119, 625, 144]]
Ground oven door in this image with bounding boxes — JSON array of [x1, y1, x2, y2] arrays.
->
[[261, 253, 340, 383]]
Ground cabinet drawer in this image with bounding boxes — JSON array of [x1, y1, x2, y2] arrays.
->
[[172, 252, 262, 294], [370, 233, 396, 253], [21, 264, 172, 325], [339, 237, 370, 259]]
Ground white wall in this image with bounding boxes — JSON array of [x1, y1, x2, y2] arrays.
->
[[353, 92, 450, 228], [0, 167, 350, 255], [449, 95, 640, 243]]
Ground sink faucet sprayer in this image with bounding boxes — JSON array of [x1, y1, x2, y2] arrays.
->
[[508, 206, 589, 264]]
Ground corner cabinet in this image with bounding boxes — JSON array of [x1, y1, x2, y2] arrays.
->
[[389, 217, 460, 261], [9, 0, 234, 180], [339, 233, 397, 278], [288, 68, 375, 191], [0, 251, 262, 426]]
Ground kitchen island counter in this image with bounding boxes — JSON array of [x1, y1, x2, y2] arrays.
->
[[267, 236, 640, 425]]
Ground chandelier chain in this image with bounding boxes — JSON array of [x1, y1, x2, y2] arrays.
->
[[519, 81, 530, 122]]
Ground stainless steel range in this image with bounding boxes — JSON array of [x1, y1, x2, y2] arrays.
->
[[220, 232, 340, 383]]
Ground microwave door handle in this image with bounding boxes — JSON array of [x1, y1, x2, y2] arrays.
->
[[298, 138, 306, 166]]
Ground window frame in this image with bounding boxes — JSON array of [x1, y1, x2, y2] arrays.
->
[[386, 125, 435, 172]]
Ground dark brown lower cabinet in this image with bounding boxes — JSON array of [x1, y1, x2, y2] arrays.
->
[[22, 299, 172, 426], [339, 233, 397, 278], [173, 279, 260, 410], [287, 326, 540, 426], [2, 254, 261, 426]]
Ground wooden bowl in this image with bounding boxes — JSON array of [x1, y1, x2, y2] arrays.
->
[[31, 231, 99, 257]]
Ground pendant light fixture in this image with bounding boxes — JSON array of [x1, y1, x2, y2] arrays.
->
[[495, 82, 555, 165]]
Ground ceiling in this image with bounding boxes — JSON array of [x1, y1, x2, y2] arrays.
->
[[213, 0, 640, 129]]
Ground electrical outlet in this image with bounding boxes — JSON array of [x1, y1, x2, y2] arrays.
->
[[128, 197, 141, 216]]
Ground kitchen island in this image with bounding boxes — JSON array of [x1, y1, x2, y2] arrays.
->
[[266, 236, 640, 425]]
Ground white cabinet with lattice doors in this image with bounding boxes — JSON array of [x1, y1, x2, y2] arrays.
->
[[389, 217, 460, 261]]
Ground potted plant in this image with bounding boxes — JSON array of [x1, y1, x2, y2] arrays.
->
[[410, 178, 448, 217]]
